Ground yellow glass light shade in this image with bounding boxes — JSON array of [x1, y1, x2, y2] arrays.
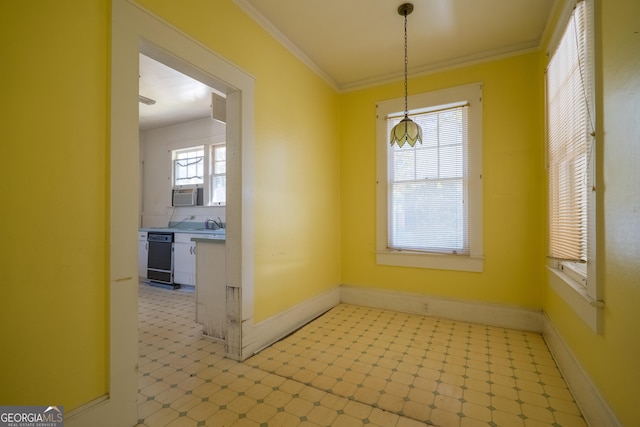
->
[[390, 116, 423, 147]]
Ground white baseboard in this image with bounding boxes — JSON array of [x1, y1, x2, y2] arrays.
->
[[243, 287, 341, 357], [340, 285, 543, 332], [542, 315, 622, 427]]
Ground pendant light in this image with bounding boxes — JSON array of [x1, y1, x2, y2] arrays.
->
[[389, 3, 423, 148]]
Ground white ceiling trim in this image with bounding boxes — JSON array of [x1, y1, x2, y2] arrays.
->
[[341, 43, 542, 93], [233, 0, 339, 91]]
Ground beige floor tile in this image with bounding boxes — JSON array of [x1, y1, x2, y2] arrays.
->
[[463, 388, 490, 407], [205, 409, 238, 427], [165, 416, 199, 427], [518, 389, 549, 408], [143, 407, 180, 427], [184, 401, 217, 421], [492, 409, 526, 426], [284, 397, 315, 417], [431, 407, 462, 427], [462, 401, 492, 423], [521, 402, 555, 423], [553, 410, 589, 427]]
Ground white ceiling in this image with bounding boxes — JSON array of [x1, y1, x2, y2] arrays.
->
[[138, 54, 220, 131], [139, 0, 556, 130], [237, 0, 556, 90]]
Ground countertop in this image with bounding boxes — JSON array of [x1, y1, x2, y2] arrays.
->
[[191, 236, 225, 243], [140, 227, 225, 241]]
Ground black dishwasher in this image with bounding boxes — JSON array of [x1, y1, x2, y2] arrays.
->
[[147, 232, 175, 286]]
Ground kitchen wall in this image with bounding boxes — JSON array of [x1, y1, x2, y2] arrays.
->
[[140, 117, 226, 227]]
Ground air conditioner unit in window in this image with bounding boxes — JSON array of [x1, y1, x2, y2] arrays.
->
[[172, 188, 196, 206]]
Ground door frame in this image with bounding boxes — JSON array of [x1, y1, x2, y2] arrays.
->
[[66, 1, 255, 425]]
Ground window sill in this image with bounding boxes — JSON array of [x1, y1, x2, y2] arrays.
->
[[376, 250, 483, 272], [546, 266, 603, 333]]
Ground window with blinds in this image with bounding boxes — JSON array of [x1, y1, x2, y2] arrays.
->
[[387, 104, 469, 254], [545, 0, 594, 279], [376, 83, 482, 271]]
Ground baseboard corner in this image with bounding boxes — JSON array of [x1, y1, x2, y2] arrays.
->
[[542, 314, 622, 427]]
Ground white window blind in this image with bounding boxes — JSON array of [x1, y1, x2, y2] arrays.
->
[[546, 0, 593, 263], [387, 105, 469, 254]]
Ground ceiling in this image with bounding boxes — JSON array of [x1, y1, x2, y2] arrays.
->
[[138, 54, 221, 131], [139, 0, 556, 130]]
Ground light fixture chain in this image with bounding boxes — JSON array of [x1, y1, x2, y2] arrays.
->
[[404, 11, 408, 116], [390, 3, 422, 147]]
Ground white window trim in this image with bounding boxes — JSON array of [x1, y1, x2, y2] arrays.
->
[[376, 83, 484, 272], [545, 0, 602, 333]]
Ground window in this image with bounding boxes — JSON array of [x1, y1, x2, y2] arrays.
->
[[173, 146, 204, 186], [376, 83, 483, 272], [545, 0, 601, 332], [171, 143, 226, 206], [210, 144, 226, 205]]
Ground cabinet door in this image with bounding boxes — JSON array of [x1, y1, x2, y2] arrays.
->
[[138, 239, 148, 279], [174, 234, 197, 286]]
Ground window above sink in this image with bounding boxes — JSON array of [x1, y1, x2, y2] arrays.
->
[[172, 143, 226, 206]]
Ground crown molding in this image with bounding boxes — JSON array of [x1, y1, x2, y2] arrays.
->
[[233, 0, 339, 91]]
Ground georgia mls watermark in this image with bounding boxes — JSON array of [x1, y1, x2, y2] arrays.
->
[[0, 406, 63, 427]]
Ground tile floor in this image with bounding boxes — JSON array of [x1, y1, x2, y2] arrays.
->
[[136, 283, 587, 426]]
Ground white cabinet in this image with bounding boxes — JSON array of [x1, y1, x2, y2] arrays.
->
[[173, 233, 197, 287], [138, 231, 148, 279]]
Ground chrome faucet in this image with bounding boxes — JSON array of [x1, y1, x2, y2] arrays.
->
[[205, 217, 224, 230]]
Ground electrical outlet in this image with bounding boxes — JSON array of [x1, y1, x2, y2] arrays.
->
[[422, 303, 429, 313]]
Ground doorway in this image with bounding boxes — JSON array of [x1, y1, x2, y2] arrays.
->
[[94, 1, 257, 425], [136, 48, 229, 360]]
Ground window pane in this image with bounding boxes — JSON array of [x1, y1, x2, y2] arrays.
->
[[173, 146, 204, 186], [389, 180, 465, 252], [210, 144, 226, 204], [174, 156, 204, 185], [387, 105, 469, 254], [393, 148, 415, 181], [440, 145, 462, 178], [211, 175, 226, 204], [214, 145, 226, 161], [420, 115, 439, 147], [215, 161, 226, 175], [415, 147, 438, 180]]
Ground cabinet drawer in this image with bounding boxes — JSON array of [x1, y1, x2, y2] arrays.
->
[[174, 233, 198, 243]]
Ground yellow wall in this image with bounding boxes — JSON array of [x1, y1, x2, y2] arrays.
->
[[542, 0, 640, 425], [3, 1, 636, 424], [0, 1, 109, 409], [340, 53, 545, 308], [132, 0, 342, 322]]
